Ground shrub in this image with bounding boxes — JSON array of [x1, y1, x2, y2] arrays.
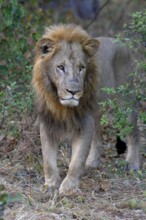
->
[[0, 0, 50, 137], [100, 10, 146, 136]]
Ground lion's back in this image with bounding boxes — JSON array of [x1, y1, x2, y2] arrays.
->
[[96, 37, 132, 100]]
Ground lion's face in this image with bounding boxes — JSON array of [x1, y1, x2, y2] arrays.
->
[[34, 26, 99, 108], [48, 41, 87, 107], [36, 40, 89, 107]]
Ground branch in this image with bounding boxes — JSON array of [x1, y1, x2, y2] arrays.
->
[[85, 0, 111, 30]]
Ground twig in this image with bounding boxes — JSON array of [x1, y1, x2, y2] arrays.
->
[[23, 131, 36, 148], [85, 0, 111, 30], [27, 154, 32, 197]]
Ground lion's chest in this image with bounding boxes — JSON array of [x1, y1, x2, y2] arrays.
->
[[43, 112, 79, 142]]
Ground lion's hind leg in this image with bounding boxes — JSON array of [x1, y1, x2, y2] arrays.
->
[[86, 118, 103, 168], [126, 110, 141, 171]]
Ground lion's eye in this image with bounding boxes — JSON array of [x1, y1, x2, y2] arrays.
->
[[57, 65, 65, 72], [79, 65, 85, 72]]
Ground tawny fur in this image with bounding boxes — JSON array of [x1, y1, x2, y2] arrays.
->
[[32, 24, 140, 195], [43, 24, 90, 43], [32, 24, 99, 122]]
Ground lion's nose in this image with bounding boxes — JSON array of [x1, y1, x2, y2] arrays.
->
[[66, 89, 80, 96]]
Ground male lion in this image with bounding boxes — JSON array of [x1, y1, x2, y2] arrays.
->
[[32, 24, 140, 195]]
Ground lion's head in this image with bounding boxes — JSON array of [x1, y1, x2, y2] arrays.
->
[[33, 24, 99, 119]]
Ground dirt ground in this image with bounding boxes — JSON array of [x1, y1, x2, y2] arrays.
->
[[0, 119, 146, 220]]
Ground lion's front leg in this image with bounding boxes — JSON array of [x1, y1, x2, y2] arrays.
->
[[59, 117, 94, 195], [40, 123, 61, 192]]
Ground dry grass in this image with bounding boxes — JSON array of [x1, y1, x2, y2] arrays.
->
[[0, 118, 146, 220]]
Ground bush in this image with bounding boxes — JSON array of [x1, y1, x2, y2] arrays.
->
[[100, 10, 146, 136], [0, 0, 52, 137]]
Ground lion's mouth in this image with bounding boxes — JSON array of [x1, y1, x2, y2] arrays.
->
[[60, 98, 79, 107]]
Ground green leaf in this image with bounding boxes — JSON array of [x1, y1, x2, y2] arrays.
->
[[0, 194, 8, 205]]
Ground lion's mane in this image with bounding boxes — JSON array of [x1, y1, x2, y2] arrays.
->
[[32, 24, 99, 138]]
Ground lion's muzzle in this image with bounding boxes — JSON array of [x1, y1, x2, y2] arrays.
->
[[59, 89, 83, 107]]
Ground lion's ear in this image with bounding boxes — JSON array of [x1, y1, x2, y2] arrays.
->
[[35, 38, 55, 55], [83, 39, 100, 56]]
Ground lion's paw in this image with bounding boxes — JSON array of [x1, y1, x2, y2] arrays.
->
[[35, 185, 58, 202], [125, 154, 141, 172], [59, 176, 80, 195], [85, 158, 100, 168], [125, 161, 141, 172], [42, 184, 58, 198], [59, 188, 82, 197]]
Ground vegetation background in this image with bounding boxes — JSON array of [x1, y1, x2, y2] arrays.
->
[[0, 0, 146, 219]]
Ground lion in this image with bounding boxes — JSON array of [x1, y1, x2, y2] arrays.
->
[[32, 24, 140, 195]]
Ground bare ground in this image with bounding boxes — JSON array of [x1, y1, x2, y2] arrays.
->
[[0, 120, 146, 220]]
